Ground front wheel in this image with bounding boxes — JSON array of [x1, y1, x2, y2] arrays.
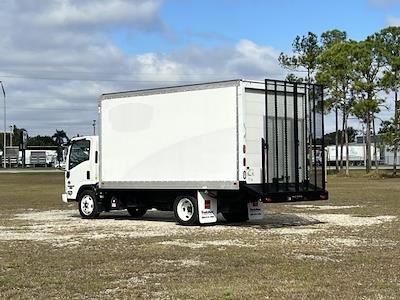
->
[[173, 196, 198, 226], [78, 190, 99, 219]]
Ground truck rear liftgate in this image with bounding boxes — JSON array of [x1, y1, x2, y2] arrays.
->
[[243, 79, 328, 202]]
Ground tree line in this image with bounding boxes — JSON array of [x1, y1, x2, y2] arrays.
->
[[0, 126, 69, 149], [279, 27, 400, 175]]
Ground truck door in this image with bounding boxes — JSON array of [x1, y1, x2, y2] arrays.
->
[[65, 139, 92, 200], [243, 80, 327, 200], [261, 80, 326, 193]]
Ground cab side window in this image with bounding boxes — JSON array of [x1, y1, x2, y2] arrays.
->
[[69, 140, 90, 169]]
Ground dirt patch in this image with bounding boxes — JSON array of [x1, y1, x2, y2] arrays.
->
[[159, 239, 255, 249], [322, 237, 398, 248], [299, 213, 397, 227], [155, 259, 207, 267], [294, 253, 341, 262], [290, 204, 362, 210], [271, 227, 323, 235], [0, 210, 396, 249]]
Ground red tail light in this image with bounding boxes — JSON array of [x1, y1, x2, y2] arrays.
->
[[204, 199, 211, 209], [243, 157, 246, 166]]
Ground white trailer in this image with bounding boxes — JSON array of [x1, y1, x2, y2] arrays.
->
[[62, 79, 328, 225], [21, 150, 58, 167], [384, 146, 400, 165], [326, 144, 379, 166]]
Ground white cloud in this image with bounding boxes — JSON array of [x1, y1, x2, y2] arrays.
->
[[386, 16, 400, 26], [5, 0, 163, 29], [0, 0, 285, 137], [228, 40, 282, 78]]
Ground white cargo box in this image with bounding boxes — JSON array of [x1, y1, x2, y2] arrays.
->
[[99, 79, 324, 194], [100, 81, 243, 190]]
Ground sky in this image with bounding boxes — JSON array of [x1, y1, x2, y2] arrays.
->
[[0, 0, 400, 137]]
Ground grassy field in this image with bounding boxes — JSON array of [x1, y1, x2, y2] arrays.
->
[[0, 172, 399, 299]]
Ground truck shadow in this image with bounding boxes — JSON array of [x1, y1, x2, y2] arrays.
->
[[224, 213, 323, 229], [88, 210, 323, 229]]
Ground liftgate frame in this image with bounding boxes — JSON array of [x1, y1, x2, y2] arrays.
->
[[244, 79, 328, 202]]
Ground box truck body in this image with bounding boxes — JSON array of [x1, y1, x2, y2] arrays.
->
[[100, 82, 240, 189], [62, 79, 328, 225]]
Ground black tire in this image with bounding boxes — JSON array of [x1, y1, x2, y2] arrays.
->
[[222, 201, 249, 223], [173, 196, 198, 226], [78, 190, 99, 219], [222, 211, 249, 223], [127, 207, 147, 217]]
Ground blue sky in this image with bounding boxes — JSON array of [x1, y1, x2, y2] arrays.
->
[[114, 0, 400, 54], [0, 0, 399, 135]]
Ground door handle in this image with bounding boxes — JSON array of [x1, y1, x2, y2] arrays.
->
[[87, 171, 90, 180]]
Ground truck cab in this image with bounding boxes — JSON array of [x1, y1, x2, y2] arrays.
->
[[62, 136, 99, 203]]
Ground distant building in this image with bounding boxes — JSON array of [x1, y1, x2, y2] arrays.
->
[[355, 135, 380, 144]]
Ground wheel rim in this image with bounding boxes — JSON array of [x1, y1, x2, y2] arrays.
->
[[177, 198, 194, 221], [81, 195, 94, 215]]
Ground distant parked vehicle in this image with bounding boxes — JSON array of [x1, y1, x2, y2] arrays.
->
[[326, 144, 379, 166], [20, 150, 59, 168]]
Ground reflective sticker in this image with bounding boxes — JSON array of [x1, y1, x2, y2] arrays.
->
[[248, 200, 264, 220]]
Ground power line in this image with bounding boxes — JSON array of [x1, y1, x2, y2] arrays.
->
[[4, 98, 97, 104], [8, 107, 95, 112], [0, 74, 195, 82], [0, 72, 248, 83], [0, 68, 243, 76]]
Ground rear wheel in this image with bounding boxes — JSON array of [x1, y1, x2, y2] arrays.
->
[[78, 190, 99, 219], [222, 201, 249, 223], [173, 196, 198, 226], [127, 207, 147, 217], [222, 211, 248, 222]]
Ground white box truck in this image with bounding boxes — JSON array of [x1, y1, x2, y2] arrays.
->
[[62, 79, 328, 225]]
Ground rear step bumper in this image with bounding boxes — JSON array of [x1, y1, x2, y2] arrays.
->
[[242, 183, 328, 203]]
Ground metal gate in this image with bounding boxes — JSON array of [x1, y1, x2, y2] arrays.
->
[[244, 79, 328, 202]]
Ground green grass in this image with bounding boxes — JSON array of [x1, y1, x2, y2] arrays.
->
[[0, 173, 65, 211], [0, 173, 399, 299]]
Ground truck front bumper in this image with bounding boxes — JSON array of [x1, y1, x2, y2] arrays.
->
[[61, 193, 68, 203]]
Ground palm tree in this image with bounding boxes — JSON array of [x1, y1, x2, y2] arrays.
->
[[52, 130, 69, 164]]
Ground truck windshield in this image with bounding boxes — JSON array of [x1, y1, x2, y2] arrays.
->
[[69, 140, 90, 169]]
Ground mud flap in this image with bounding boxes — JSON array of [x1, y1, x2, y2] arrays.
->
[[61, 193, 68, 203], [248, 200, 264, 221], [197, 191, 217, 224]]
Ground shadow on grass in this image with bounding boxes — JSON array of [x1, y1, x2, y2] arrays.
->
[[70, 210, 323, 229], [230, 213, 323, 229]]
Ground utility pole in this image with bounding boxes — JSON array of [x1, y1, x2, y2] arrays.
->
[[92, 120, 96, 135], [1, 81, 6, 169], [9, 125, 12, 147]]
